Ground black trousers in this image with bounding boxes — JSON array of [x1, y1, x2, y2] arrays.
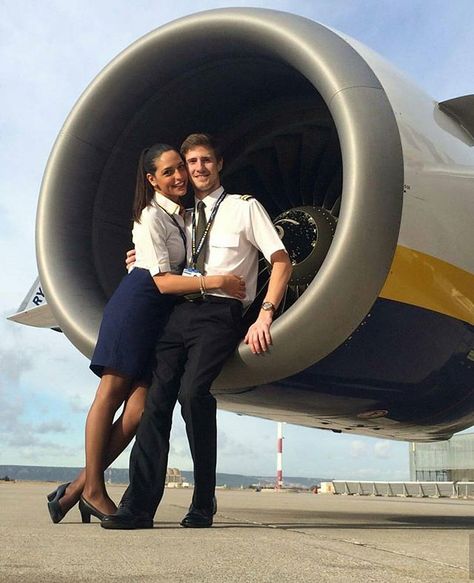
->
[[123, 297, 242, 516]]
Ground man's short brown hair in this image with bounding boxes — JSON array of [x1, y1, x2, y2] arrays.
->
[[180, 133, 222, 160]]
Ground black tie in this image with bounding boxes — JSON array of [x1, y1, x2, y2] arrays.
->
[[195, 200, 207, 274]]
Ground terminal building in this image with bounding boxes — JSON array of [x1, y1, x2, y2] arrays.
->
[[165, 468, 184, 487], [409, 432, 474, 482]]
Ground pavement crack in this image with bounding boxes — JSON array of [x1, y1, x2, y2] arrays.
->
[[217, 513, 465, 573]]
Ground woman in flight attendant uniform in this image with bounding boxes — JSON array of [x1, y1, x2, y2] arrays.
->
[[46, 144, 245, 523]]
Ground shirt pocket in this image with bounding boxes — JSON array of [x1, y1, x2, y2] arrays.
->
[[209, 233, 240, 248], [208, 232, 240, 266]]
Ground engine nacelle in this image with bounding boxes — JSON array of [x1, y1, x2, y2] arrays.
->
[[37, 8, 402, 383], [36, 9, 474, 439]]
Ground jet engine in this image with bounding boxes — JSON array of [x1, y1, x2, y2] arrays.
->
[[36, 9, 474, 440]]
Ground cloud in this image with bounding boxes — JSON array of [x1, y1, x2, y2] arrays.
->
[[350, 439, 391, 460], [0, 316, 91, 464], [68, 394, 92, 414], [374, 440, 391, 459], [3, 439, 82, 464], [0, 392, 26, 433], [334, 466, 408, 481], [350, 440, 369, 458], [35, 420, 68, 434], [0, 331, 35, 383], [0, 328, 36, 443], [218, 428, 262, 460]]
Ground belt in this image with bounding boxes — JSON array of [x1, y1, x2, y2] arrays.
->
[[183, 295, 242, 307]]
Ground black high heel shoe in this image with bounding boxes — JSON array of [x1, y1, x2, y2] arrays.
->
[[46, 482, 71, 524], [79, 496, 111, 523]]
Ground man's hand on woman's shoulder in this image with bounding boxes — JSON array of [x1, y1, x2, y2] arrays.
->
[[125, 249, 136, 270]]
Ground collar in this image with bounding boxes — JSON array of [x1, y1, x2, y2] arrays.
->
[[194, 186, 224, 208], [153, 191, 182, 216]]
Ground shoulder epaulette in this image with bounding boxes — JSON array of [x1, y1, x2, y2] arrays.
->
[[239, 194, 254, 201]]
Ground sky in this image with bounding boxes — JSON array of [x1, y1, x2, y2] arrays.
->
[[1, 0, 473, 482]]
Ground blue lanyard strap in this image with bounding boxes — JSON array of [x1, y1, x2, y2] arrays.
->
[[156, 204, 187, 254], [191, 191, 227, 268]]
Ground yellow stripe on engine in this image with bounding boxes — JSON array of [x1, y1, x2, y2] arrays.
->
[[379, 245, 474, 325]]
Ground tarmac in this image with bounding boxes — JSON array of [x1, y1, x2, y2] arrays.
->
[[1, 481, 473, 582]]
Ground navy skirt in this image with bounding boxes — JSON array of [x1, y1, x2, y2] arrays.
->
[[90, 267, 176, 382]]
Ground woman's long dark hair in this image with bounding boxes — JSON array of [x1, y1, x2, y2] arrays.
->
[[133, 143, 177, 223]]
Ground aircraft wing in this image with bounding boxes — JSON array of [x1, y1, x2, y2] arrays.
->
[[7, 277, 61, 331]]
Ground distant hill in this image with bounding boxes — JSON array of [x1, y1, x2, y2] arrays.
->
[[0, 465, 330, 489]]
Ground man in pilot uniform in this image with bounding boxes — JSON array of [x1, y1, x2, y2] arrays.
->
[[102, 133, 292, 529]]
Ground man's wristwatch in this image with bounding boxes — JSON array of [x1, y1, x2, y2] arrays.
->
[[261, 301, 275, 312]]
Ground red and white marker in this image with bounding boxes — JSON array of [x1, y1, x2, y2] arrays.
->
[[276, 422, 283, 489]]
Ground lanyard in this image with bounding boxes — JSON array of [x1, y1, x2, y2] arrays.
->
[[191, 191, 227, 268], [157, 204, 187, 255]]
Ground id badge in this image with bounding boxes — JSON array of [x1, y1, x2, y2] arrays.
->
[[182, 267, 202, 277]]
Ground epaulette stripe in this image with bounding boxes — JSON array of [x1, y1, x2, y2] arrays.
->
[[240, 194, 254, 201]]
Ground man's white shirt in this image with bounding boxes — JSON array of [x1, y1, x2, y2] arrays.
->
[[186, 186, 286, 306]]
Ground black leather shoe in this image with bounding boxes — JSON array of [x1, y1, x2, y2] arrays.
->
[[101, 504, 153, 530], [180, 504, 214, 528], [46, 482, 71, 524]]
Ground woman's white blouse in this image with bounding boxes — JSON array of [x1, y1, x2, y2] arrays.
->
[[131, 192, 186, 276]]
